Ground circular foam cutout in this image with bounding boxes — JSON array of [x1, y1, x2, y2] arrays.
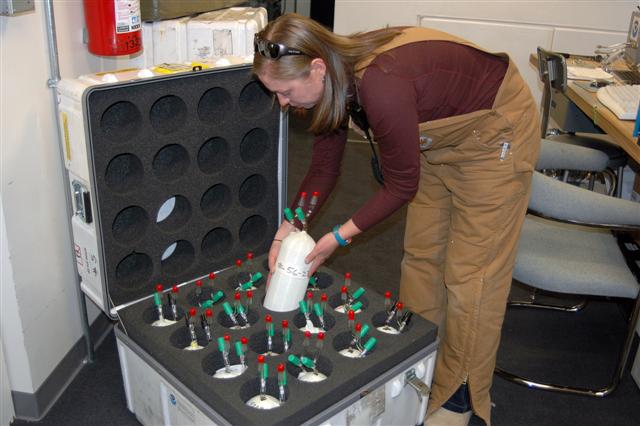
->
[[200, 184, 232, 219], [292, 311, 336, 333], [150, 95, 187, 134], [238, 81, 273, 118], [156, 195, 191, 232], [198, 137, 230, 175], [115, 252, 153, 289], [112, 206, 149, 244], [197, 87, 232, 124], [239, 174, 267, 208], [201, 227, 234, 260], [152, 144, 190, 182], [105, 153, 144, 193], [285, 355, 333, 382], [160, 240, 195, 276], [238, 215, 268, 250], [100, 101, 142, 141], [169, 325, 208, 350], [240, 128, 270, 164], [240, 378, 287, 408]]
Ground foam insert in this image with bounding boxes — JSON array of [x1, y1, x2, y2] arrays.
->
[[118, 254, 437, 425], [84, 65, 281, 306]]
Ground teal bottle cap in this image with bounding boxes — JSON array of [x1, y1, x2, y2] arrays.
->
[[352, 287, 365, 300], [313, 302, 323, 317], [212, 290, 224, 303], [251, 272, 263, 283], [200, 299, 213, 308], [364, 337, 377, 352], [299, 300, 308, 314], [284, 208, 294, 221], [235, 341, 243, 357], [262, 363, 269, 379], [153, 292, 162, 306], [222, 301, 233, 316], [300, 356, 315, 369], [287, 354, 302, 366], [351, 301, 363, 311], [360, 324, 370, 338], [294, 207, 305, 221], [217, 337, 225, 352]]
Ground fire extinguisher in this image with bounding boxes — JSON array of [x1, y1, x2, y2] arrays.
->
[[83, 0, 142, 56]]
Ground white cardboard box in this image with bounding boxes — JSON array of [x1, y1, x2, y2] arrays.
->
[[187, 7, 267, 61]]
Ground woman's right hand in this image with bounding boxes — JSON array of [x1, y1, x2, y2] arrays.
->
[[268, 220, 297, 272]]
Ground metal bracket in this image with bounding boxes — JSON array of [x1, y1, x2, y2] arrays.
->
[[72, 180, 92, 224], [405, 368, 430, 402]]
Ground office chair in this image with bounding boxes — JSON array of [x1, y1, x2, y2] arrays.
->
[[536, 46, 627, 196], [494, 139, 640, 397]]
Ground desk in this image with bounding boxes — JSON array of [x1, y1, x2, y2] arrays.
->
[[529, 53, 640, 165]]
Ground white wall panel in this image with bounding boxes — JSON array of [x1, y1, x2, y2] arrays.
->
[[335, 1, 636, 33], [335, 1, 635, 110], [552, 27, 626, 56]]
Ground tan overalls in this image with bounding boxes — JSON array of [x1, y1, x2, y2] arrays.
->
[[356, 28, 540, 425]]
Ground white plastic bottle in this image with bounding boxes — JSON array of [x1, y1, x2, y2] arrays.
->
[[263, 230, 315, 312]]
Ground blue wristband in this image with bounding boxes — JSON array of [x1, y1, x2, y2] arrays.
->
[[332, 225, 350, 247]]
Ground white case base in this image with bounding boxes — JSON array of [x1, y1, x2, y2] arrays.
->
[[116, 328, 437, 426]]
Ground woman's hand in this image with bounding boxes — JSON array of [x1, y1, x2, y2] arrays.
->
[[304, 232, 340, 276], [268, 220, 297, 272]]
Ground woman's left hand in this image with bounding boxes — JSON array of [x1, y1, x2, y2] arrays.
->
[[305, 232, 340, 276]]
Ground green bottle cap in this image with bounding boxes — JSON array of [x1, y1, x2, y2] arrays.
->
[[284, 208, 294, 222], [299, 300, 308, 314], [363, 337, 377, 352], [351, 301, 363, 311], [211, 290, 224, 303], [237, 304, 245, 314], [287, 354, 302, 367], [251, 272, 263, 283], [200, 299, 214, 308], [308, 276, 317, 286], [281, 370, 287, 386], [262, 363, 269, 379], [217, 337, 225, 353], [283, 328, 291, 342], [294, 207, 305, 222], [360, 324, 370, 338], [300, 356, 315, 369], [352, 287, 365, 300], [268, 323, 275, 337], [240, 280, 253, 291], [223, 301, 234, 316], [313, 302, 323, 317], [235, 341, 243, 357], [153, 293, 162, 306]]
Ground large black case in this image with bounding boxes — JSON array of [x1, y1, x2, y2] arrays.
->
[[78, 64, 437, 425]]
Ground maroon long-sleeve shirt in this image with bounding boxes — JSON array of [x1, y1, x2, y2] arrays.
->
[[294, 39, 508, 231]]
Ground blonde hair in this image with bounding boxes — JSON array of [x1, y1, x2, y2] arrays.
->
[[253, 13, 402, 134]]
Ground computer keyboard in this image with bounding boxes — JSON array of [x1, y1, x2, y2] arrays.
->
[[611, 69, 640, 85], [596, 84, 640, 120]]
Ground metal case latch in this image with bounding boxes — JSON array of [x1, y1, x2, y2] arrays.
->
[[405, 368, 430, 401], [72, 180, 92, 224]]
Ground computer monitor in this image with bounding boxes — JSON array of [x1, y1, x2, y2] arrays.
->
[[625, 10, 640, 69]]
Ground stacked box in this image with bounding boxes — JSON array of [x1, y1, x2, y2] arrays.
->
[[187, 7, 267, 61]]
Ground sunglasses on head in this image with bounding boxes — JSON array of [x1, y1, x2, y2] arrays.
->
[[254, 34, 305, 59]]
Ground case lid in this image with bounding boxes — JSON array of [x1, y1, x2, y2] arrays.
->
[[81, 64, 284, 310]]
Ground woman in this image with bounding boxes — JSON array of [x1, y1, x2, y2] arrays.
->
[[253, 13, 540, 426]]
